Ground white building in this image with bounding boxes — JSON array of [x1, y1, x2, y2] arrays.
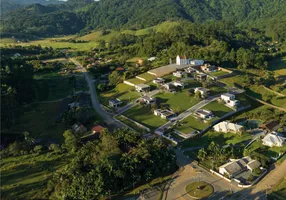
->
[[195, 109, 214, 119], [185, 67, 196, 74], [173, 71, 185, 78], [173, 81, 185, 88], [176, 55, 190, 65], [140, 96, 156, 104], [154, 109, 176, 120], [153, 78, 165, 85], [221, 93, 240, 107], [262, 133, 285, 147], [194, 87, 210, 97], [135, 84, 150, 92], [148, 57, 156, 61], [190, 60, 204, 65], [213, 121, 244, 133], [109, 99, 122, 108]]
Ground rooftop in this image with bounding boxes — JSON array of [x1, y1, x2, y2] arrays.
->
[[222, 93, 235, 98], [136, 83, 150, 89], [92, 125, 104, 133], [196, 109, 212, 116]]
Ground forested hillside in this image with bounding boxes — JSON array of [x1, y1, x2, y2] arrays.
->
[[1, 0, 286, 40]]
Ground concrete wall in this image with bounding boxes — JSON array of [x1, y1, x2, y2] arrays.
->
[[123, 80, 135, 87], [136, 76, 147, 81]]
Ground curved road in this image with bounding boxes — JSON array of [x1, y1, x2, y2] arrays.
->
[[69, 58, 124, 129]]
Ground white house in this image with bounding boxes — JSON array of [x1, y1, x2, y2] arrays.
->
[[173, 81, 185, 88], [196, 73, 207, 82], [190, 60, 204, 65], [153, 78, 165, 85], [221, 93, 240, 107], [201, 63, 217, 72], [135, 84, 150, 92], [213, 121, 244, 133], [173, 71, 185, 78], [162, 83, 175, 92], [194, 87, 210, 97], [185, 67, 196, 74], [219, 157, 258, 178], [262, 133, 285, 147], [154, 109, 176, 120], [195, 109, 214, 120], [140, 96, 156, 104], [176, 55, 190, 65], [109, 99, 122, 108]]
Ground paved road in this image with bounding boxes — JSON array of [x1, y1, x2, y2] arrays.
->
[[69, 58, 123, 129]]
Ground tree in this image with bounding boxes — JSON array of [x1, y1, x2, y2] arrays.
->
[[195, 91, 201, 99], [198, 148, 207, 161], [34, 145, 43, 154], [62, 130, 78, 153], [68, 76, 77, 94], [98, 40, 106, 51], [109, 71, 122, 86]]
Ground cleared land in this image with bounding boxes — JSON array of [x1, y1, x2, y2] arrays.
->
[[137, 72, 157, 81], [115, 115, 148, 133], [123, 105, 167, 131], [176, 115, 208, 133], [125, 78, 146, 85]]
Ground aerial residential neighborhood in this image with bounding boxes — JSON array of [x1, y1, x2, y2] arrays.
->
[[1, 1, 286, 200]]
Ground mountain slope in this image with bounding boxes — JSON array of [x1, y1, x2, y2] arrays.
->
[[1, 0, 286, 37]]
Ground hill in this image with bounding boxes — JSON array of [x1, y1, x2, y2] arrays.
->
[[1, 0, 286, 40]]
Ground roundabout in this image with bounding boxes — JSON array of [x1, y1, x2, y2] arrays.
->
[[185, 181, 214, 199]]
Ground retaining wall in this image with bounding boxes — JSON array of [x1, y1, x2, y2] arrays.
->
[[136, 76, 147, 81], [123, 80, 135, 86]]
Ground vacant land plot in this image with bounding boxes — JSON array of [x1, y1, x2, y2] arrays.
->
[[1, 102, 66, 143], [148, 64, 189, 77], [100, 83, 140, 105], [125, 78, 146, 85], [176, 115, 208, 133], [137, 72, 157, 81], [219, 76, 244, 87], [123, 105, 166, 131], [154, 90, 200, 113], [208, 86, 227, 95], [202, 101, 233, 117], [210, 70, 229, 77], [1, 153, 70, 200], [115, 115, 148, 134]]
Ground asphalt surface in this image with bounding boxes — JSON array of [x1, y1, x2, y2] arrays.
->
[[69, 58, 124, 130]]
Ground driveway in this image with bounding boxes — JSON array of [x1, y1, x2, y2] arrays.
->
[[69, 58, 124, 129]]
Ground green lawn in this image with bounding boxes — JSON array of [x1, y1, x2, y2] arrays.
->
[[137, 72, 157, 81], [154, 90, 200, 113], [208, 86, 227, 95], [125, 78, 146, 85], [210, 70, 229, 77], [245, 140, 286, 158], [219, 76, 244, 87], [180, 131, 252, 149], [176, 116, 208, 133], [202, 101, 233, 117], [1, 102, 66, 143], [115, 115, 148, 134], [100, 83, 140, 105], [123, 105, 167, 131], [185, 182, 214, 199], [1, 153, 70, 200]]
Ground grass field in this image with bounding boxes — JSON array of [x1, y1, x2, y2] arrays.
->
[[209, 70, 229, 77], [1, 102, 66, 143], [1, 153, 70, 200], [115, 115, 148, 134], [245, 140, 286, 158], [180, 131, 252, 149], [41, 57, 70, 63], [268, 56, 286, 76], [202, 101, 233, 117], [246, 85, 286, 108], [176, 115, 208, 133], [154, 90, 200, 113], [208, 86, 227, 95], [125, 78, 146, 85], [100, 83, 140, 105], [123, 105, 167, 131], [219, 76, 244, 87], [137, 72, 157, 81]]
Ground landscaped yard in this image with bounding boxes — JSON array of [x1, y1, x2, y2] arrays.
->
[[100, 83, 140, 105], [176, 115, 208, 133], [208, 86, 227, 95], [269, 178, 286, 199], [209, 70, 229, 77], [180, 131, 252, 149], [125, 78, 146, 85], [1, 102, 66, 143], [202, 101, 233, 117], [154, 90, 200, 113], [123, 105, 167, 131]]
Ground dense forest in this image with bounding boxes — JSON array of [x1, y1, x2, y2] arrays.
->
[[1, 0, 286, 40]]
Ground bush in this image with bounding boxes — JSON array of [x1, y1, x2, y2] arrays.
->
[[34, 145, 43, 154]]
